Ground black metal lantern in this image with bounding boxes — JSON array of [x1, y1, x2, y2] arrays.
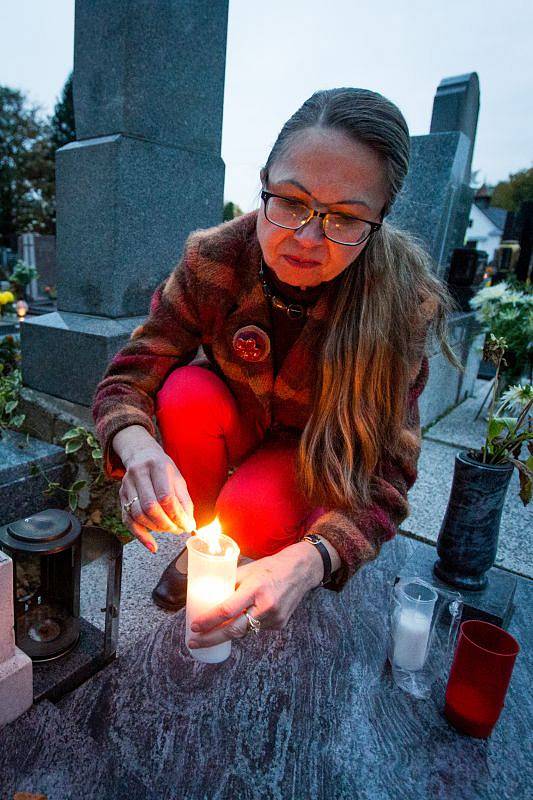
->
[[0, 509, 82, 662]]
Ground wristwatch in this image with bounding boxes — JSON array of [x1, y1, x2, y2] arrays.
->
[[301, 533, 332, 588]]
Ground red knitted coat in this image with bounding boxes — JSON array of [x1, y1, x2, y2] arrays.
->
[[92, 210, 433, 591]]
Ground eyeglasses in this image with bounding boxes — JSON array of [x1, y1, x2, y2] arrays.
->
[[260, 189, 382, 246]]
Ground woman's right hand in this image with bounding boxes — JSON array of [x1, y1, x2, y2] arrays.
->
[[113, 426, 196, 553]]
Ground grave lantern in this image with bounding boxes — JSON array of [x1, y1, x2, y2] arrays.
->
[[0, 509, 82, 661]]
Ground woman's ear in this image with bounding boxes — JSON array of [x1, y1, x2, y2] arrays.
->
[[259, 167, 267, 188]]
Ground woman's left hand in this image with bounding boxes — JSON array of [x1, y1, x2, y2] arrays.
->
[[187, 545, 318, 649]]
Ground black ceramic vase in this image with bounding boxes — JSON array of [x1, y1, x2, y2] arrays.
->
[[433, 451, 514, 591]]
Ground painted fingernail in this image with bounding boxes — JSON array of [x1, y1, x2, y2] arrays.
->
[[191, 624, 200, 632], [148, 543, 157, 553]]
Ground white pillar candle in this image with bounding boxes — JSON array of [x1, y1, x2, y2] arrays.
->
[[185, 521, 240, 664], [391, 580, 438, 672], [392, 608, 432, 671], [185, 575, 234, 663]]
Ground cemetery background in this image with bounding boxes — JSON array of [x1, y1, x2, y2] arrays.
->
[[0, 2, 531, 795]]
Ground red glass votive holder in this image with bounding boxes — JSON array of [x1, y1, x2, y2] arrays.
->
[[444, 620, 520, 738]]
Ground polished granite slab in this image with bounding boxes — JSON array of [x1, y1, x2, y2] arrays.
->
[[1, 535, 531, 800], [0, 699, 147, 799]]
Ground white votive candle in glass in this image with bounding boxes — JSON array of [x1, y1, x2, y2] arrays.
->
[[392, 581, 438, 671], [185, 528, 240, 664]]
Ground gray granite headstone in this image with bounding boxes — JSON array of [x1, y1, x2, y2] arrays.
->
[[21, 0, 229, 405], [74, 0, 226, 152], [430, 73, 480, 185], [389, 73, 479, 277], [388, 73, 482, 415], [0, 430, 72, 526]]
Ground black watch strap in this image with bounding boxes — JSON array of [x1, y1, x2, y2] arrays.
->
[[302, 534, 332, 587]]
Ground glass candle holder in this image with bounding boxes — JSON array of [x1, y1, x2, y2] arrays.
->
[[445, 620, 520, 738], [185, 533, 240, 664], [391, 580, 438, 671]]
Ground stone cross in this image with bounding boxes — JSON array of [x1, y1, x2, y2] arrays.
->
[[0, 551, 33, 727], [22, 0, 229, 406]]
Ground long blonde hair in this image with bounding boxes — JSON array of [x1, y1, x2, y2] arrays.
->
[[263, 88, 460, 509]]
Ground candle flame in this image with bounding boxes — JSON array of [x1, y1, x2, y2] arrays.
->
[[195, 516, 223, 555], [16, 300, 28, 318]]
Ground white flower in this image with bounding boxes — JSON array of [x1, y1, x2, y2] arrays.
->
[[470, 283, 509, 309], [501, 291, 527, 304], [497, 383, 533, 415]]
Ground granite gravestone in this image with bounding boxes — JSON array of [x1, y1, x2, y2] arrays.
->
[[389, 73, 479, 279], [0, 431, 72, 527], [387, 73, 483, 423], [21, 0, 229, 406]]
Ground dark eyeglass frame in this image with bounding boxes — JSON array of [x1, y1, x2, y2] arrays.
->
[[260, 189, 382, 246]]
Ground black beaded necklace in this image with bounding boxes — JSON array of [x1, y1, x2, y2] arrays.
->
[[259, 259, 309, 320]]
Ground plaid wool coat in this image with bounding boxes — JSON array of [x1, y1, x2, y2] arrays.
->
[[92, 210, 433, 591]]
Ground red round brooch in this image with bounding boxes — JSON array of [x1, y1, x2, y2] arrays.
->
[[232, 325, 271, 363]]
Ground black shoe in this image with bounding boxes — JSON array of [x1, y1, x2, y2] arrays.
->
[[151, 544, 189, 611]]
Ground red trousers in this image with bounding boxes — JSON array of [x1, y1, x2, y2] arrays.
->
[[155, 366, 320, 559]]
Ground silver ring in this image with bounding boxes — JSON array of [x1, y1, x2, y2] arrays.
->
[[123, 496, 139, 515], [244, 610, 261, 636]]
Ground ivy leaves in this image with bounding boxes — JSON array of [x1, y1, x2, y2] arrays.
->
[[61, 427, 102, 464], [30, 426, 103, 511], [59, 427, 103, 508]]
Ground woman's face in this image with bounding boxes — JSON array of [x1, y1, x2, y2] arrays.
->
[[256, 127, 389, 288]]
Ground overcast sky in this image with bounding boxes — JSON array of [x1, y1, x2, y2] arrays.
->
[[1, 0, 531, 212]]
